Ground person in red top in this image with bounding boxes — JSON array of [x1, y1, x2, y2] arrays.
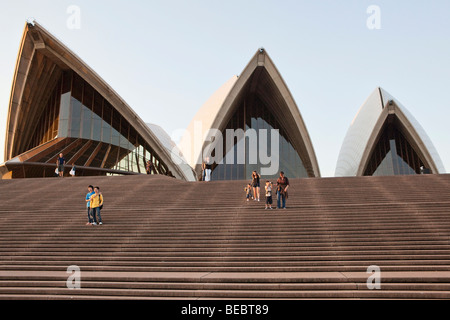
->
[[276, 171, 290, 209]]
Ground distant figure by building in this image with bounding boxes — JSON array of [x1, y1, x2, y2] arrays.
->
[[56, 153, 65, 177], [265, 181, 273, 210], [70, 166, 76, 177], [201, 160, 206, 181], [146, 160, 154, 175], [204, 157, 212, 182], [420, 166, 432, 174], [276, 171, 290, 209]]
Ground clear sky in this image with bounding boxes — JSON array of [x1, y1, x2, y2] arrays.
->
[[1, 0, 449, 177]]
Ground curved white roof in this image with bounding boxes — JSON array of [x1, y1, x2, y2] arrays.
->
[[179, 49, 321, 178], [4, 21, 192, 180], [147, 123, 196, 181], [178, 75, 238, 170], [336, 87, 445, 176]]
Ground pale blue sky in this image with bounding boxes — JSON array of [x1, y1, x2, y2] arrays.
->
[[1, 0, 449, 177]]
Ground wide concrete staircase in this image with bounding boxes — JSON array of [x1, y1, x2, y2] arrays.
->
[[1, 174, 450, 299]]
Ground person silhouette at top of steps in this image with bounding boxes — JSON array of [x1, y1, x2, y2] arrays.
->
[[203, 157, 212, 182], [276, 172, 290, 210], [56, 153, 65, 178]]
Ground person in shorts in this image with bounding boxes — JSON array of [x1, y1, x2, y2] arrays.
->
[[265, 181, 273, 210], [251, 171, 261, 201]]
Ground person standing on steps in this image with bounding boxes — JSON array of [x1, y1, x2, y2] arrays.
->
[[245, 183, 253, 202], [90, 186, 104, 226], [251, 171, 261, 202], [56, 153, 65, 178], [201, 160, 206, 181], [204, 157, 212, 182], [276, 171, 290, 210], [146, 160, 154, 175], [265, 181, 273, 210], [85, 185, 95, 226]]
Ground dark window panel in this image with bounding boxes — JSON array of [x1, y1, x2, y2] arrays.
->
[[103, 145, 119, 169], [83, 81, 94, 110], [71, 73, 83, 102], [90, 143, 110, 168], [74, 141, 100, 167], [62, 71, 72, 94], [364, 123, 426, 176], [103, 101, 113, 126], [111, 108, 121, 133], [93, 91, 103, 118]]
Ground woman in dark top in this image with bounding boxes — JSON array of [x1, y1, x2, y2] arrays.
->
[[251, 171, 261, 201]]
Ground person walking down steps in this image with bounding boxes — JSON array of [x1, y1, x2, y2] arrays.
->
[[85, 185, 95, 226], [90, 186, 104, 226]]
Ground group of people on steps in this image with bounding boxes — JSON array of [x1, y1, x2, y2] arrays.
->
[[81, 159, 290, 225], [245, 171, 290, 210], [85, 185, 104, 226]]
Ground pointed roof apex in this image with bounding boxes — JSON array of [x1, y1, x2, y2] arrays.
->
[[180, 48, 320, 178], [336, 88, 445, 176]]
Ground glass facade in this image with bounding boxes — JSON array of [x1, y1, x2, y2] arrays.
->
[[53, 71, 170, 175], [15, 70, 172, 177], [364, 120, 426, 176], [211, 88, 308, 180]]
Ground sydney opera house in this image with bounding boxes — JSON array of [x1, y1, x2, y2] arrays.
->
[[336, 87, 445, 177], [0, 21, 446, 180]]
